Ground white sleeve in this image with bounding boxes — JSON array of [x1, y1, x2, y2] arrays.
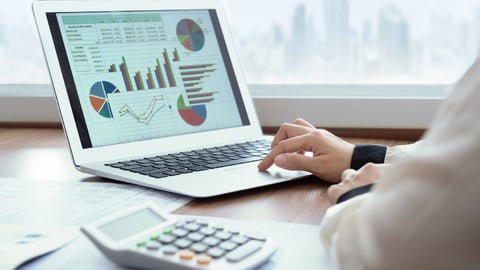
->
[[319, 58, 480, 270], [384, 140, 423, 164]]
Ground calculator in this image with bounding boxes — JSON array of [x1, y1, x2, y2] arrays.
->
[[81, 203, 277, 270]]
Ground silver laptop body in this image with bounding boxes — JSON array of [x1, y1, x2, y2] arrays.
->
[[33, 0, 309, 197]]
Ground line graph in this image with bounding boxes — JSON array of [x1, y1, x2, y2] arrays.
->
[[109, 90, 175, 142], [118, 95, 169, 125]]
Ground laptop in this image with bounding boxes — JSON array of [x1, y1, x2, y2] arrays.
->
[[33, 0, 310, 197]]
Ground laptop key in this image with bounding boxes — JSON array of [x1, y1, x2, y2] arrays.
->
[[149, 173, 168, 178], [118, 165, 145, 171], [188, 166, 208, 172], [129, 166, 157, 173], [140, 168, 173, 175], [163, 170, 182, 176], [175, 168, 193, 174], [204, 156, 262, 169]]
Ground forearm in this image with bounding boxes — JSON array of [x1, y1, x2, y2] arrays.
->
[[385, 140, 423, 164]]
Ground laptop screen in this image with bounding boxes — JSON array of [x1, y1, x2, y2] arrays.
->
[[46, 9, 249, 149]]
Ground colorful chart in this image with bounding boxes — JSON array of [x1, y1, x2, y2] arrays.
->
[[89, 81, 120, 118], [176, 19, 205, 52], [177, 95, 206, 126]]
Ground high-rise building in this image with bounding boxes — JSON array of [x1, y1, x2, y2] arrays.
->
[[286, 3, 308, 69], [323, 0, 350, 66], [378, 5, 410, 75], [0, 22, 6, 45], [474, 8, 480, 56]]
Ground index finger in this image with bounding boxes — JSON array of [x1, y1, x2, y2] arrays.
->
[[258, 133, 313, 170]]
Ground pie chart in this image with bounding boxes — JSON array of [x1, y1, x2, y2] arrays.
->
[[177, 95, 206, 126], [89, 81, 120, 118], [176, 19, 205, 52]]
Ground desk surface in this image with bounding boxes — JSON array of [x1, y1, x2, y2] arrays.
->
[[0, 127, 412, 225]]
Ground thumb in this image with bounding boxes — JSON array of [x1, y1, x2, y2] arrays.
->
[[274, 153, 313, 171]]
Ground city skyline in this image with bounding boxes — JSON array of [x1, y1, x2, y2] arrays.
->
[[2, 0, 480, 84], [224, 0, 480, 83]]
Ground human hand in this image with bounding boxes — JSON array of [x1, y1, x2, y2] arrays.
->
[[257, 118, 355, 183], [326, 163, 392, 204]]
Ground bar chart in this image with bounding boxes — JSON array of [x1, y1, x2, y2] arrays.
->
[[108, 49, 179, 92], [179, 64, 217, 104]]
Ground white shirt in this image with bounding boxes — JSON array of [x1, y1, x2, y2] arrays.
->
[[319, 58, 480, 270]]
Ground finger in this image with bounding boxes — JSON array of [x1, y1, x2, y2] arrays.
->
[[273, 153, 316, 171], [258, 134, 313, 170], [270, 122, 312, 148], [293, 118, 315, 129], [327, 182, 351, 204], [341, 169, 357, 181]]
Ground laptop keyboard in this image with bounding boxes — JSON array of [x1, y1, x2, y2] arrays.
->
[[105, 140, 271, 179]]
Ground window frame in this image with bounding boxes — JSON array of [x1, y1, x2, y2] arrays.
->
[[0, 83, 447, 129]]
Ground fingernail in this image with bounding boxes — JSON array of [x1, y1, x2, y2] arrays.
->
[[275, 155, 287, 167]]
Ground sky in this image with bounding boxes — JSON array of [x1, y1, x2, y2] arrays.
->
[[2, 0, 480, 83], [223, 0, 480, 39]]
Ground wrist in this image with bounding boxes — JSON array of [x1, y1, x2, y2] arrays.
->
[[350, 144, 387, 170]]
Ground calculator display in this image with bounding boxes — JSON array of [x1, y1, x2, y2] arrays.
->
[[99, 208, 166, 242]]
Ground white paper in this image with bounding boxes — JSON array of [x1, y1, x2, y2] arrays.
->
[[0, 178, 191, 226], [20, 216, 330, 270], [0, 224, 79, 270]]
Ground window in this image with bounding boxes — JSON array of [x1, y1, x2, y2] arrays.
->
[[0, 0, 49, 83], [223, 0, 480, 84], [2, 0, 477, 128]]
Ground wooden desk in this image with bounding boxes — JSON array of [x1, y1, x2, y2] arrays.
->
[[0, 127, 413, 225]]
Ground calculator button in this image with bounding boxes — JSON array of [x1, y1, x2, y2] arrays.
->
[[172, 228, 188, 237], [158, 234, 176, 244], [136, 241, 147, 248], [162, 227, 174, 235], [196, 254, 212, 265], [185, 218, 196, 223], [245, 233, 267, 241], [211, 224, 224, 230], [206, 247, 225, 258], [196, 219, 209, 226], [230, 235, 249, 245], [187, 232, 205, 242], [149, 234, 160, 241], [226, 241, 263, 262], [174, 238, 192, 249], [218, 241, 238, 251], [175, 221, 186, 228], [199, 227, 216, 236], [214, 231, 231, 240], [184, 223, 201, 232], [162, 245, 178, 255], [226, 228, 240, 234], [179, 249, 195, 260], [190, 243, 209, 253], [145, 241, 161, 251], [202, 236, 221, 247]]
